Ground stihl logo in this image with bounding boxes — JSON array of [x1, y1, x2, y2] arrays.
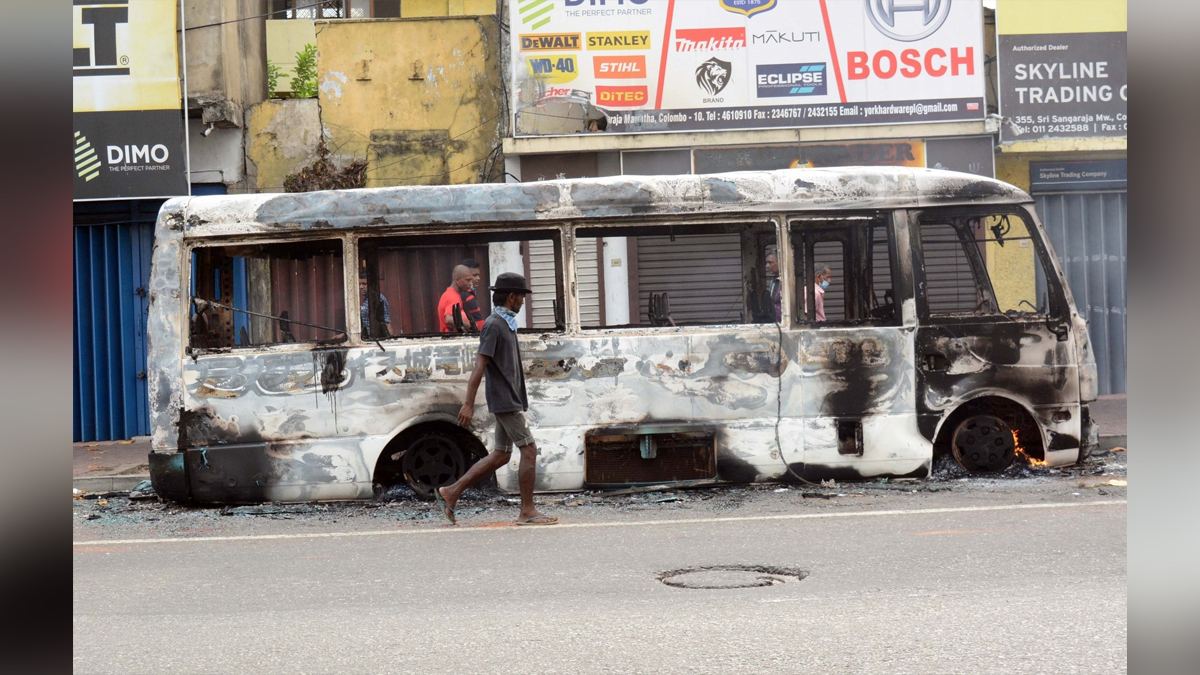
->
[[596, 85, 648, 107], [674, 28, 745, 52], [594, 55, 646, 79]]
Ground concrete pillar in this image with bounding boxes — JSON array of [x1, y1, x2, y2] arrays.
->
[[602, 237, 630, 326], [487, 241, 527, 326]]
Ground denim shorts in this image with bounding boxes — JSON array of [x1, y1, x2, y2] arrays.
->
[[494, 411, 535, 452]]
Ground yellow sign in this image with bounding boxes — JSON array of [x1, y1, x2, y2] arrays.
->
[[586, 31, 652, 51], [73, 0, 180, 113], [520, 33, 581, 52], [525, 55, 580, 85]]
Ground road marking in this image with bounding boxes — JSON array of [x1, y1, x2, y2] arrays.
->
[[72, 499, 1125, 548]]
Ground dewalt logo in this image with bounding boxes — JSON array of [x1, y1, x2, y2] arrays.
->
[[586, 31, 651, 50], [520, 33, 581, 52]]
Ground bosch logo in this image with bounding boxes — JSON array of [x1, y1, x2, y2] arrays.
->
[[865, 0, 953, 42]]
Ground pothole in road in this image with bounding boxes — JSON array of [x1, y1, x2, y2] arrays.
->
[[658, 565, 808, 589]]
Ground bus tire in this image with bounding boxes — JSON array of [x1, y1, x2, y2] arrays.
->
[[399, 431, 470, 500], [950, 414, 1016, 473]]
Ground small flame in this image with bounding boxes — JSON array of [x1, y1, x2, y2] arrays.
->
[[1013, 430, 1046, 467]]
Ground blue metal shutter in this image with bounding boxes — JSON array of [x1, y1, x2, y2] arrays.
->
[[73, 201, 161, 442], [1034, 192, 1127, 395]]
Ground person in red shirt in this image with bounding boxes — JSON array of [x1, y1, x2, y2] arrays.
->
[[460, 258, 485, 331], [437, 264, 475, 332]]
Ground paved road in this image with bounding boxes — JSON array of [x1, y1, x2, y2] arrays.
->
[[74, 492, 1126, 674]]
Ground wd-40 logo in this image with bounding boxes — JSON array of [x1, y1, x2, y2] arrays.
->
[[74, 131, 101, 181], [719, 0, 777, 18], [756, 63, 828, 97], [675, 28, 745, 52], [518, 0, 555, 30], [594, 55, 647, 79], [866, 0, 953, 42], [520, 33, 580, 51], [696, 58, 732, 96], [73, 0, 130, 76], [526, 56, 580, 84]]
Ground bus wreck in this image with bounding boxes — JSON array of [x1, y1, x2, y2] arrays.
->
[[146, 168, 1100, 504]]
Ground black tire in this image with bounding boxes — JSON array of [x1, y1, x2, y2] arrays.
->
[[400, 432, 470, 500], [950, 414, 1016, 473]]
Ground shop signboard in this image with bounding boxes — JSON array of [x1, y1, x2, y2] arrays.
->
[[997, 0, 1127, 143], [512, 0, 985, 137], [693, 140, 926, 174], [73, 0, 188, 200], [1029, 159, 1126, 192]]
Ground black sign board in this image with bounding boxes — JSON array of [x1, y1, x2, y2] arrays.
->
[[1029, 160, 1126, 192], [999, 32, 1127, 143], [73, 110, 189, 200]]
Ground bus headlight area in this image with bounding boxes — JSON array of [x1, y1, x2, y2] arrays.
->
[[146, 168, 1093, 505]]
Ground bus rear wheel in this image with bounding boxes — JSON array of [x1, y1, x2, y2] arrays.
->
[[400, 433, 469, 500], [951, 414, 1016, 473]]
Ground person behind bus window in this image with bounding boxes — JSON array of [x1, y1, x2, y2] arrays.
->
[[438, 264, 475, 332], [359, 277, 393, 337], [813, 264, 831, 322], [460, 258, 485, 331], [765, 247, 782, 323]]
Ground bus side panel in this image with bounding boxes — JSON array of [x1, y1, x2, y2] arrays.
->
[[795, 326, 930, 479]]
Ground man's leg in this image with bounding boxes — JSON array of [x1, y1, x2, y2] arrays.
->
[[439, 449, 510, 509], [516, 443, 550, 522]]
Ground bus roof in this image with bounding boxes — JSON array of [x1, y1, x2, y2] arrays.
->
[[161, 167, 1032, 237]]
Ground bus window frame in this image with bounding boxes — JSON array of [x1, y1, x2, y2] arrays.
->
[[787, 212, 903, 329], [184, 232, 355, 356], [573, 214, 783, 334], [353, 225, 569, 342], [910, 205, 1071, 326]]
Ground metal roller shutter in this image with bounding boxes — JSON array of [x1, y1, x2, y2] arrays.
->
[[637, 234, 743, 325], [919, 222, 980, 314], [575, 238, 601, 326], [527, 239, 558, 328], [74, 201, 161, 442], [1035, 192, 1127, 395]]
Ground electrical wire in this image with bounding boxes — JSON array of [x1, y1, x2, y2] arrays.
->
[[179, 1, 338, 33]]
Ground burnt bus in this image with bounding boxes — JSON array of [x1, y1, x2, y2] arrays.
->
[[146, 168, 1099, 503]]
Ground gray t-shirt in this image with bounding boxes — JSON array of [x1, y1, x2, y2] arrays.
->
[[477, 313, 528, 413]]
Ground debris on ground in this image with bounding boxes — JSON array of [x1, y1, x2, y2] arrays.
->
[[129, 480, 157, 501]]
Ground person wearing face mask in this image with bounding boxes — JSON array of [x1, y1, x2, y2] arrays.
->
[[813, 264, 831, 322]]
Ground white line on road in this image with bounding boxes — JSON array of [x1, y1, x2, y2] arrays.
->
[[73, 499, 1126, 548]]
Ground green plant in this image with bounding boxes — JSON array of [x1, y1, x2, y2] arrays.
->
[[267, 61, 282, 99], [291, 44, 318, 98]]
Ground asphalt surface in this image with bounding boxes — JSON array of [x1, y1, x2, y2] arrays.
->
[[74, 453, 1127, 674]]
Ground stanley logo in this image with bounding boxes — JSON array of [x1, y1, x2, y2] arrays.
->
[[593, 55, 647, 79], [74, 131, 101, 182], [520, 33, 581, 52], [586, 31, 652, 51]]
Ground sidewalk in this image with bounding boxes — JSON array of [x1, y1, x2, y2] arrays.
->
[[73, 437, 151, 492], [71, 395, 1128, 491]]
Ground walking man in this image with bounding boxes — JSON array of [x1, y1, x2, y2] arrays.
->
[[433, 272, 558, 526]]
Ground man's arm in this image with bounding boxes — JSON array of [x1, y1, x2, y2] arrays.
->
[[457, 352, 490, 427]]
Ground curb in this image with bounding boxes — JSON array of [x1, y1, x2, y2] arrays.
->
[[74, 475, 149, 493], [1098, 435, 1127, 451]]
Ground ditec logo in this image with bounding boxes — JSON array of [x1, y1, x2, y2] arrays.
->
[[756, 63, 828, 97], [865, 0, 953, 42], [74, 0, 131, 76], [696, 57, 732, 97]]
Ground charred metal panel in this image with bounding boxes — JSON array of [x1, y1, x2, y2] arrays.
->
[[167, 168, 1028, 240]]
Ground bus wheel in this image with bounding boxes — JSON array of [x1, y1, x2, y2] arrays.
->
[[951, 414, 1016, 473], [401, 433, 469, 500]]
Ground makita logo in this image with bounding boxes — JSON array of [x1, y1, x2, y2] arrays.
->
[[674, 28, 745, 52]]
